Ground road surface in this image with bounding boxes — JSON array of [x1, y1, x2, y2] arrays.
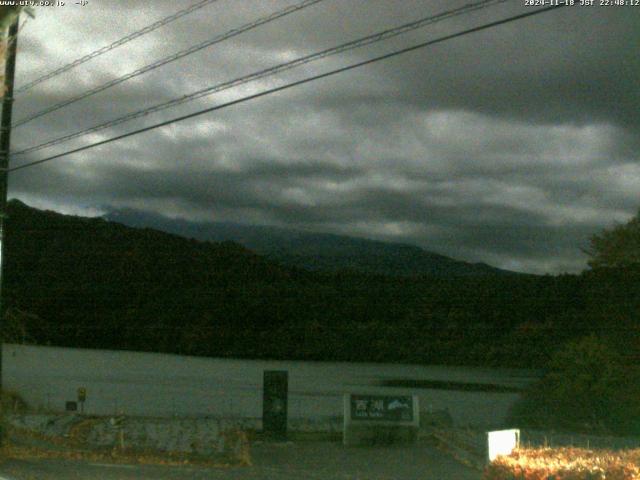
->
[[0, 440, 481, 479]]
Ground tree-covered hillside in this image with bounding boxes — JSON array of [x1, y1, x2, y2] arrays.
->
[[2, 200, 639, 369]]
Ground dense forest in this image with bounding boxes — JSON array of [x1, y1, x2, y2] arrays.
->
[[2, 199, 639, 371]]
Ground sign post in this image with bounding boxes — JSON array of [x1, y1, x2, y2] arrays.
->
[[263, 370, 288, 439], [343, 394, 419, 446], [77, 387, 86, 414], [110, 415, 126, 451]]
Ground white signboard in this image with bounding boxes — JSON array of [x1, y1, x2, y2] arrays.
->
[[487, 429, 520, 463]]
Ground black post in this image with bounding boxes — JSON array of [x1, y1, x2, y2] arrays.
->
[[0, 15, 19, 441], [263, 370, 288, 439]]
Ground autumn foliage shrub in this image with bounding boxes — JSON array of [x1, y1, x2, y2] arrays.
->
[[483, 447, 640, 480]]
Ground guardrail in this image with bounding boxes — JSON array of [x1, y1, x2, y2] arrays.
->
[[520, 429, 640, 450]]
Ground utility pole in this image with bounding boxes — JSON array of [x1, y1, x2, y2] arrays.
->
[[0, 14, 19, 442]]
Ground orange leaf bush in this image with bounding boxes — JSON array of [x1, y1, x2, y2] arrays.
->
[[483, 448, 640, 480]]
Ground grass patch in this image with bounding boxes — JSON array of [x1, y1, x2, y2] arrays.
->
[[0, 442, 242, 467], [483, 447, 640, 479]]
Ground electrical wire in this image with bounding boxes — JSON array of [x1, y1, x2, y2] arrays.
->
[[8, 5, 566, 173], [12, 0, 508, 157], [14, 0, 221, 95], [11, 0, 326, 128]]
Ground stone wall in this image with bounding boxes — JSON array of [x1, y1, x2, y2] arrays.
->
[[7, 413, 257, 456]]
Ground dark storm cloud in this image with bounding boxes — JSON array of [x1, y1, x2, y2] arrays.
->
[[373, 4, 640, 129], [7, 0, 640, 274]]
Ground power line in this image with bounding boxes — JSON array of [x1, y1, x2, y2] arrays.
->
[[12, 0, 508, 157], [15, 0, 221, 95], [11, 0, 326, 128], [8, 5, 566, 174]]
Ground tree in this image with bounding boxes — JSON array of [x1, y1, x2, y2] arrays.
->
[[545, 336, 622, 429], [587, 209, 640, 269], [1, 307, 34, 344], [508, 335, 640, 434]]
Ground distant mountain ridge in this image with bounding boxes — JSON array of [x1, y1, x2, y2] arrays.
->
[[104, 208, 517, 276]]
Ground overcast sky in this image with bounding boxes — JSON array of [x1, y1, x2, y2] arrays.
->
[[7, 0, 640, 274]]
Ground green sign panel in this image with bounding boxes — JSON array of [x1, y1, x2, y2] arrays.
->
[[350, 394, 414, 422]]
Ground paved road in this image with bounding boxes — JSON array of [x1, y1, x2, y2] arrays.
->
[[0, 441, 481, 479]]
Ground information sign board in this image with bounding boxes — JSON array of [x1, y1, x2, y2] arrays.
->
[[350, 394, 414, 422], [343, 393, 419, 446]]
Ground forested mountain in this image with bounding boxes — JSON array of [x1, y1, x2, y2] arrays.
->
[[105, 209, 515, 277], [3, 199, 639, 368]]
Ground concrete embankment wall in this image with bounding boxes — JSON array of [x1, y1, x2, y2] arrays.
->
[[6, 412, 445, 454], [7, 413, 260, 456]]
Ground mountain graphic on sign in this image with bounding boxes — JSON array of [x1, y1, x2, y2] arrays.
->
[[388, 400, 410, 410]]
